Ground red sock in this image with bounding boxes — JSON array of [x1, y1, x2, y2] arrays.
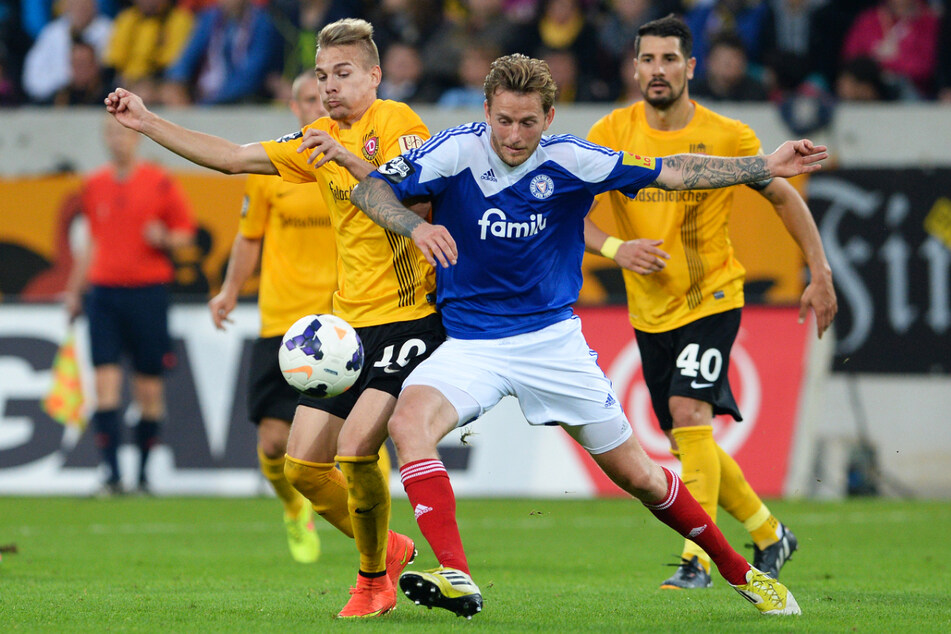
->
[[400, 459, 469, 574], [644, 466, 750, 585]]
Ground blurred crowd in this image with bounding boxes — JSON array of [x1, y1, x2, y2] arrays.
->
[[1, 0, 950, 111]]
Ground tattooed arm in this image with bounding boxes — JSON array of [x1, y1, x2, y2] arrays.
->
[[652, 139, 828, 190], [351, 178, 458, 268]]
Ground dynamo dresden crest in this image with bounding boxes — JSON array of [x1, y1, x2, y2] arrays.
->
[[362, 134, 379, 161]]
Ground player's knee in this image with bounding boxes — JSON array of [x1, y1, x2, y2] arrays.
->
[[386, 409, 415, 451], [669, 396, 711, 428], [283, 457, 329, 492]]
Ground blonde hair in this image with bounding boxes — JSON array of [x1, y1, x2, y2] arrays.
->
[[316, 18, 380, 69], [484, 54, 557, 113]]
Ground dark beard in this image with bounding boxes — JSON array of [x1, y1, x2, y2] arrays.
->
[[643, 82, 685, 110]]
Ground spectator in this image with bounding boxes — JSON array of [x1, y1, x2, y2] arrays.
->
[[841, 0, 940, 98], [835, 56, 898, 101], [54, 39, 112, 106], [0, 42, 23, 106], [21, 0, 119, 39], [64, 115, 196, 496], [176, 0, 218, 12], [614, 41, 643, 104], [598, 0, 664, 67], [162, 0, 280, 105], [422, 0, 519, 94], [437, 41, 498, 108], [684, 0, 769, 79], [937, 3, 951, 103], [104, 0, 193, 105], [521, 0, 613, 100], [540, 47, 598, 102], [22, 0, 112, 104], [759, 0, 832, 88], [501, 0, 539, 23], [267, 0, 357, 102], [368, 0, 442, 54], [691, 33, 769, 102], [378, 41, 439, 103], [2, 2, 30, 100], [763, 50, 834, 135]]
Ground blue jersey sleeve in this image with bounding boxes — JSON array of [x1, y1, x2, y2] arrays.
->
[[367, 124, 471, 199], [595, 151, 662, 199]]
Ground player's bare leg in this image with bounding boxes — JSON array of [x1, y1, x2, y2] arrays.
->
[[388, 385, 483, 619]]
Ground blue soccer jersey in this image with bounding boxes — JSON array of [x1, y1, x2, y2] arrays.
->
[[368, 122, 661, 339]]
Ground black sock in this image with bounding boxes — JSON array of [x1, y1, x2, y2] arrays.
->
[[92, 409, 121, 483], [135, 418, 161, 485]]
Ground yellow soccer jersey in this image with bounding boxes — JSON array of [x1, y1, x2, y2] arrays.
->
[[261, 99, 435, 328], [588, 100, 763, 333], [240, 174, 337, 338]]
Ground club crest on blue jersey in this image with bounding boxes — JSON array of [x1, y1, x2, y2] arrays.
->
[[378, 156, 415, 183], [529, 174, 554, 199]]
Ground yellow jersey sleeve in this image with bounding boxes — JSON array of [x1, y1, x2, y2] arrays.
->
[[260, 128, 322, 185]]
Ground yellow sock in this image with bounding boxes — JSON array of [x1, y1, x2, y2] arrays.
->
[[671, 425, 720, 572], [284, 455, 353, 538], [715, 444, 781, 549], [748, 512, 781, 549], [378, 443, 391, 489], [337, 454, 391, 574], [257, 446, 305, 517]]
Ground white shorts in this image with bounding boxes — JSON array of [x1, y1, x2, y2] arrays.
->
[[403, 316, 632, 454]]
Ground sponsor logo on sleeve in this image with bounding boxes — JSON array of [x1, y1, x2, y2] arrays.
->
[[398, 134, 425, 153], [377, 156, 415, 183], [622, 152, 655, 169], [240, 196, 249, 218]]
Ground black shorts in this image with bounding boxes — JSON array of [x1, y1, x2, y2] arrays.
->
[[634, 308, 742, 431], [85, 284, 171, 376], [248, 335, 299, 425], [299, 313, 445, 419]]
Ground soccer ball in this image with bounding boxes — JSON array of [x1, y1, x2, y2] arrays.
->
[[278, 314, 364, 398]]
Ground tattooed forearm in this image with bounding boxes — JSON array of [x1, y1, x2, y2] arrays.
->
[[351, 178, 425, 237], [657, 154, 772, 190]]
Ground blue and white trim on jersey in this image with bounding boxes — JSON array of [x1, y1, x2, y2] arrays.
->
[[371, 122, 661, 340]]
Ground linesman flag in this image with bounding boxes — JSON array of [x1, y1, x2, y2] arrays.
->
[[42, 329, 87, 430]]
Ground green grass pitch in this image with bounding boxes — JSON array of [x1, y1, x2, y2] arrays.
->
[[1, 496, 949, 632]]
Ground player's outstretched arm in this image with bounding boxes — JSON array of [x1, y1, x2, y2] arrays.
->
[[653, 139, 828, 191], [104, 88, 278, 176], [351, 178, 457, 268]]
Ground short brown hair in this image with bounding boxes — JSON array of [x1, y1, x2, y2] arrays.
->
[[484, 54, 557, 113], [316, 18, 380, 69]]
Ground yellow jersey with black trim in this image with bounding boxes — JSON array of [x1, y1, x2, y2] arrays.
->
[[588, 100, 763, 333], [260, 99, 435, 328], [239, 174, 336, 338]]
